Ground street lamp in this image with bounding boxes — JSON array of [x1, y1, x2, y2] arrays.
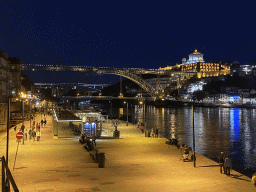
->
[[21, 93, 26, 145], [29, 98, 32, 130], [192, 104, 196, 167], [124, 101, 128, 126], [139, 100, 146, 129], [109, 100, 112, 120], [144, 102, 146, 130]]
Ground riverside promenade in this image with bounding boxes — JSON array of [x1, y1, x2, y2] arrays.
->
[[0, 113, 255, 192]]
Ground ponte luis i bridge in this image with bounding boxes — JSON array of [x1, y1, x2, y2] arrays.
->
[[21, 64, 197, 97]]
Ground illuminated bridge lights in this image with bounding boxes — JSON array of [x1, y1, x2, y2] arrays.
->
[[21, 64, 158, 97]]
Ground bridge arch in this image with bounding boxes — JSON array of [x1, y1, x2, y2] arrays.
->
[[95, 69, 157, 97], [21, 64, 158, 97]]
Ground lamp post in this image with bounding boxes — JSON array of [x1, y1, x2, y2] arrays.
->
[[111, 100, 112, 120], [192, 104, 196, 167], [139, 100, 146, 129], [139, 101, 143, 126], [21, 93, 26, 145], [124, 101, 128, 126], [144, 102, 146, 130], [29, 98, 32, 130], [6, 97, 10, 165]]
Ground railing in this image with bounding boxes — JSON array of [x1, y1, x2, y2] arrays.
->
[[1, 156, 19, 192]]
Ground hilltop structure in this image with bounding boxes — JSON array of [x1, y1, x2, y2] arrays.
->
[[182, 49, 205, 64], [159, 49, 231, 78]]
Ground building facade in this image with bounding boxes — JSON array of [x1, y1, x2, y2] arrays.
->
[[182, 49, 205, 64], [9, 57, 22, 97], [0, 51, 12, 103]]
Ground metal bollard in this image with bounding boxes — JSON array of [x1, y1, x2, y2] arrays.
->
[[98, 153, 105, 168]]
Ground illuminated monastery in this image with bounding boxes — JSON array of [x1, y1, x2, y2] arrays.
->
[[182, 49, 205, 64], [159, 49, 230, 78]]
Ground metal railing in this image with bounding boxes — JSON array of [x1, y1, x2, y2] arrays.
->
[[1, 156, 19, 192]]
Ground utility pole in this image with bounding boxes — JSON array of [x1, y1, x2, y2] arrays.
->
[[6, 97, 10, 165], [120, 76, 122, 97], [192, 104, 196, 167], [22, 98, 25, 145], [126, 102, 128, 126], [124, 101, 128, 126]]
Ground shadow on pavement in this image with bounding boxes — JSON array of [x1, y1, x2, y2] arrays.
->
[[197, 165, 219, 167], [13, 167, 28, 170], [230, 174, 251, 182]]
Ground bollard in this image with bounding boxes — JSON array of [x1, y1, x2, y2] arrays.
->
[[98, 153, 105, 168]]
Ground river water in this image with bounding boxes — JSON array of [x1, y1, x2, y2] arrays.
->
[[111, 105, 256, 177]]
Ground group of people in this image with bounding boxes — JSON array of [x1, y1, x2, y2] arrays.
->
[[150, 127, 159, 138], [182, 145, 190, 160], [25, 122, 42, 142], [13, 115, 47, 142], [41, 116, 47, 127], [80, 133, 97, 151], [218, 152, 232, 176], [138, 122, 159, 137], [219, 151, 256, 185]]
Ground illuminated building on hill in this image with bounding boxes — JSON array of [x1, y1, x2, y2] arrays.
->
[[159, 49, 231, 78], [182, 49, 205, 64]]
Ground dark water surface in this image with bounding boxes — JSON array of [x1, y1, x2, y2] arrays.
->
[[115, 105, 256, 178]]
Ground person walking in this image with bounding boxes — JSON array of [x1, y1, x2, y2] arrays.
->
[[44, 118, 47, 126], [137, 121, 140, 128], [29, 128, 32, 140], [151, 128, 155, 138], [141, 124, 144, 133], [36, 130, 41, 142], [155, 127, 159, 138], [219, 152, 225, 174], [25, 129, 28, 140], [224, 155, 232, 176], [21, 125, 25, 133], [37, 123, 40, 132], [32, 129, 36, 141]]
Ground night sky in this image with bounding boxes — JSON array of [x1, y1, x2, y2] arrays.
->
[[1, 0, 256, 84]]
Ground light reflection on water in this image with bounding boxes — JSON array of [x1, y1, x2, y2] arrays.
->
[[132, 105, 256, 177]]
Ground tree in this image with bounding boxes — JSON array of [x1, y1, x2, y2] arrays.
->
[[192, 91, 206, 102], [111, 119, 120, 131], [21, 72, 34, 91], [169, 89, 179, 99]]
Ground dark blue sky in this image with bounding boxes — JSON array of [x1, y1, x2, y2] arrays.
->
[[1, 0, 256, 84]]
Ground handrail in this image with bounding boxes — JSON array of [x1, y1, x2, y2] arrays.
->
[[1, 156, 19, 192]]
